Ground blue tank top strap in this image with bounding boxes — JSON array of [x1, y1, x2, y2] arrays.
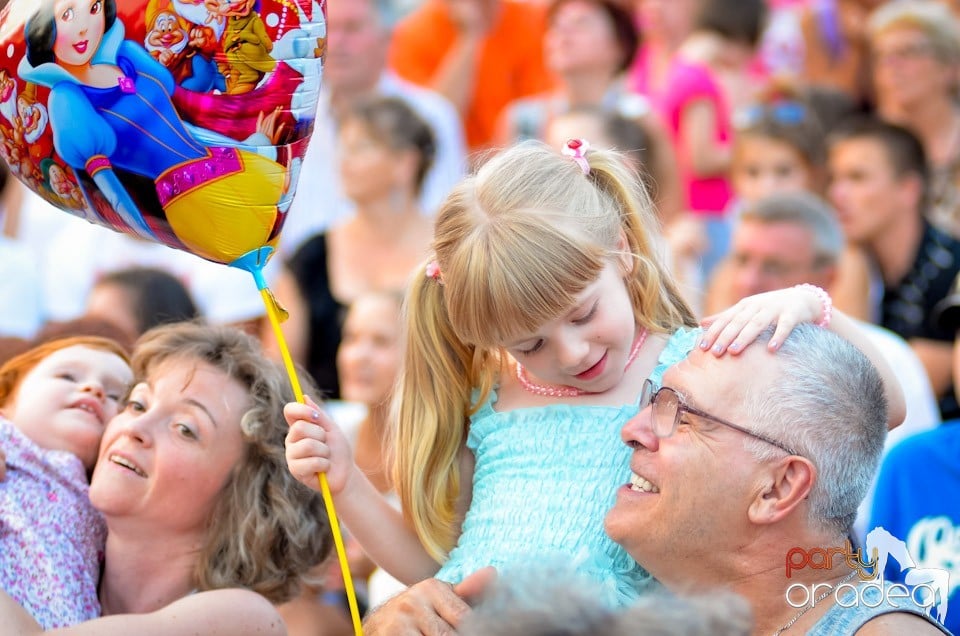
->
[[806, 580, 952, 635]]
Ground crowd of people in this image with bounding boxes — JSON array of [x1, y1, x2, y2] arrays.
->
[[1, 0, 959, 634]]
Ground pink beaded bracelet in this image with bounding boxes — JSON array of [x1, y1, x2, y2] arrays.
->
[[794, 284, 833, 328]]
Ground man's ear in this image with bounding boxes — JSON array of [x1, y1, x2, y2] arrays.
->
[[748, 456, 816, 525]]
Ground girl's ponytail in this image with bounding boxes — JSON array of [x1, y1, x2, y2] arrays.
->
[[391, 260, 480, 561], [586, 153, 698, 331]]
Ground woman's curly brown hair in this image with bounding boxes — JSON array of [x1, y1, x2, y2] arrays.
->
[[132, 322, 332, 603]]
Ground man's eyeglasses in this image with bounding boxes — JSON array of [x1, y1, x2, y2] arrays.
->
[[638, 379, 801, 457]]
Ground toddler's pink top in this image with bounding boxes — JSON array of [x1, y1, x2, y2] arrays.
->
[[658, 59, 733, 216], [0, 417, 106, 628]]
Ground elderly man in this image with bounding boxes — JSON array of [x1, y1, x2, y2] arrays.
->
[[363, 325, 949, 635], [707, 192, 940, 541], [605, 325, 947, 635]]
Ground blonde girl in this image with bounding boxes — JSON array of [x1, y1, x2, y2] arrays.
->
[[285, 140, 906, 607]]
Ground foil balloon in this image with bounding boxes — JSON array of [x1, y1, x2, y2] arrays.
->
[[0, 0, 326, 270]]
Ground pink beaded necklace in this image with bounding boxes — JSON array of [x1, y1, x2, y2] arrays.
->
[[515, 329, 649, 398]]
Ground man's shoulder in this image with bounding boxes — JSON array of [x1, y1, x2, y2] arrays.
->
[[854, 611, 949, 635]]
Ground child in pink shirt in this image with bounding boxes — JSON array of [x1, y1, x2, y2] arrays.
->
[[0, 336, 132, 628], [655, 0, 768, 277]]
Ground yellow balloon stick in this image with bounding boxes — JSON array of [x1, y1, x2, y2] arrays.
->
[[232, 247, 363, 636]]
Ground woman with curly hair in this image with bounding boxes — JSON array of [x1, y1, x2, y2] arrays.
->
[[1, 322, 332, 634]]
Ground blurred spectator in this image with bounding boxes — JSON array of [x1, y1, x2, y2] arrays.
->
[[336, 291, 404, 495], [496, 0, 682, 222], [268, 98, 435, 399], [716, 87, 871, 319], [84, 267, 200, 339], [498, 0, 640, 142], [628, 0, 701, 103], [868, 0, 960, 239], [797, 0, 886, 106], [33, 316, 136, 354], [706, 191, 941, 542], [828, 117, 960, 420], [40, 221, 272, 333], [659, 0, 768, 279], [283, 0, 466, 251], [730, 95, 827, 202], [388, 0, 554, 150]]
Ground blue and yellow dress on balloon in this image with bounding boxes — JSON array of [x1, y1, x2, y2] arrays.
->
[[18, 19, 286, 264]]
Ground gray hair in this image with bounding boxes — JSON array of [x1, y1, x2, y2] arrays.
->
[[739, 192, 844, 268], [743, 325, 887, 536], [459, 562, 752, 636], [869, 0, 960, 66]]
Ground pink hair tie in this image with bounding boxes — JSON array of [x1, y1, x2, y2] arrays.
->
[[562, 138, 590, 175], [425, 260, 443, 284]]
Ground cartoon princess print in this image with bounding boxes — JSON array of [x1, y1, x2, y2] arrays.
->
[[18, 0, 289, 262]]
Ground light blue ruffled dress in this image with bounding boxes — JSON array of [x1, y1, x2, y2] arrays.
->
[[434, 328, 700, 606]]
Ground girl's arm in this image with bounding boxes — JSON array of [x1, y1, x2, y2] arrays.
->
[[699, 286, 908, 431], [0, 589, 284, 636], [285, 400, 458, 584]]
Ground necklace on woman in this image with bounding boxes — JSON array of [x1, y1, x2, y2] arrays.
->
[[515, 329, 649, 398], [772, 569, 859, 635]]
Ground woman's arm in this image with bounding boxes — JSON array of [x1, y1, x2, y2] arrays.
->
[[0, 589, 284, 636]]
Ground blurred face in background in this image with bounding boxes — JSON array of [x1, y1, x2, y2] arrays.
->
[[338, 118, 407, 205], [728, 219, 833, 301], [545, 0, 622, 76], [337, 294, 402, 407], [635, 0, 697, 48], [732, 136, 815, 204], [827, 137, 915, 245], [325, 0, 386, 93], [86, 281, 139, 339], [872, 25, 956, 114]]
